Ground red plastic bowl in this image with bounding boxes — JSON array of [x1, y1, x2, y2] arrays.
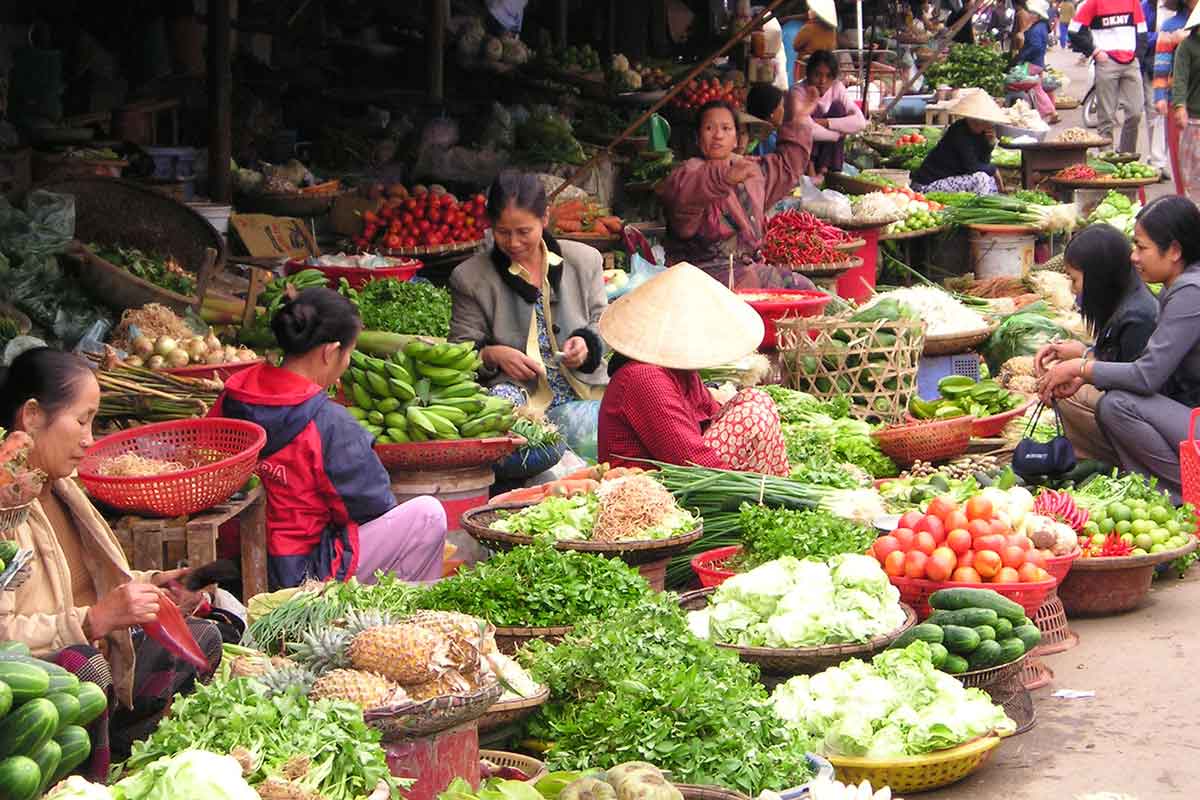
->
[[737, 289, 831, 350], [888, 573, 1058, 619], [691, 545, 743, 587], [285, 258, 423, 290], [1043, 547, 1081, 584]]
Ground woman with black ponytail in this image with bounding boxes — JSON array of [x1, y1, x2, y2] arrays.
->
[[212, 287, 447, 590]]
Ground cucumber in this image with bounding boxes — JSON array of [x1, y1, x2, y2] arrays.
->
[[0, 681, 9, 719], [966, 639, 1004, 670], [926, 608, 999, 628], [1012, 624, 1043, 651], [0, 655, 78, 695], [973, 625, 997, 642], [1019, 616, 1035, 628], [29, 739, 60, 795], [998, 637, 1026, 664], [50, 727, 91, 786], [45, 693, 80, 734], [929, 642, 949, 668], [0, 662, 49, 705], [0, 698, 57, 759], [941, 625, 982, 655], [929, 588, 1026, 623], [0, 755, 41, 800], [993, 618, 1014, 638], [72, 682, 106, 729], [941, 654, 969, 674], [889, 623, 944, 650], [0, 641, 30, 657]]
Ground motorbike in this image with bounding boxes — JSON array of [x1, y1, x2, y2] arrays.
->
[[1081, 59, 1099, 128]]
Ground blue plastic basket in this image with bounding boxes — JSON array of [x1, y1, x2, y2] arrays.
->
[[778, 754, 836, 799], [493, 440, 568, 482], [916, 354, 981, 401]]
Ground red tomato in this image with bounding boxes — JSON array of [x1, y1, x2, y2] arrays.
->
[[988, 518, 1011, 537], [975, 550, 1002, 579], [385, 234, 402, 249], [1009, 534, 1033, 551], [1025, 549, 1048, 569], [965, 496, 994, 522], [946, 529, 972, 555], [904, 550, 928, 579], [951, 566, 982, 583], [927, 548, 957, 582], [927, 497, 959, 522], [1017, 562, 1043, 583], [884, 550, 907, 577], [898, 511, 924, 530], [914, 515, 945, 540], [914, 531, 937, 556], [944, 511, 969, 534], [967, 519, 993, 540], [994, 566, 1021, 584], [874, 535, 902, 562], [957, 549, 975, 568], [892, 528, 916, 550], [1001, 545, 1026, 569], [977, 534, 1007, 554]]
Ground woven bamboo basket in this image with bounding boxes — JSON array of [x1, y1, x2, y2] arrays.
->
[[480, 750, 547, 783], [826, 730, 1012, 793], [872, 416, 974, 466], [1058, 538, 1198, 616], [363, 681, 502, 741], [1032, 592, 1079, 655], [677, 785, 750, 800], [494, 623, 574, 655], [478, 686, 551, 734], [957, 654, 1027, 690], [923, 325, 996, 357], [1020, 657, 1054, 690], [776, 316, 926, 424]]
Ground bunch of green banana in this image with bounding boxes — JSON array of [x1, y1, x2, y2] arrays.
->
[[342, 339, 515, 444]]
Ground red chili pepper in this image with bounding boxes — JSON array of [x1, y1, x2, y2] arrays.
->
[[143, 592, 210, 671]]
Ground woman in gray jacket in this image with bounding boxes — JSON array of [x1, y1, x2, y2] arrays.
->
[[449, 171, 608, 412], [1039, 196, 1200, 500]]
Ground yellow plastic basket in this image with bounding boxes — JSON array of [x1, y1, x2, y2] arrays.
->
[[826, 730, 1011, 793]]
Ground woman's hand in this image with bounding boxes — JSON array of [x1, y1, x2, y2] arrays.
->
[[84, 583, 163, 640], [724, 157, 761, 186], [814, 118, 830, 129], [1156, 99, 1169, 116], [1036, 358, 1084, 403], [1175, 105, 1189, 129], [559, 336, 589, 370], [1035, 340, 1085, 375], [482, 345, 545, 382]]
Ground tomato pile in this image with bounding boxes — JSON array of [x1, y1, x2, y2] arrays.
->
[[762, 210, 854, 266], [895, 132, 927, 146], [669, 78, 746, 112], [870, 495, 1054, 585], [355, 186, 488, 252]]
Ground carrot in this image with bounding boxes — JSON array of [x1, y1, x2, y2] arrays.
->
[[556, 219, 584, 233], [588, 221, 607, 234], [598, 216, 623, 234], [552, 200, 587, 219], [548, 479, 600, 497], [492, 486, 551, 504], [602, 467, 646, 481], [564, 465, 603, 481]]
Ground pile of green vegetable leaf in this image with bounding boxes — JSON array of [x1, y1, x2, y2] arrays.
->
[[341, 277, 452, 337], [727, 503, 876, 571], [762, 385, 897, 481], [1086, 189, 1140, 238], [515, 108, 586, 165], [771, 641, 1013, 758], [492, 494, 598, 540], [119, 678, 397, 800], [421, 540, 652, 626], [519, 597, 816, 794], [981, 301, 1071, 371], [924, 44, 1008, 97], [991, 147, 1021, 169], [89, 243, 195, 296]]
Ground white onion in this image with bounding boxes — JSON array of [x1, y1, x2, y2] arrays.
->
[[131, 336, 154, 358], [204, 332, 223, 353], [185, 338, 208, 362], [125, 355, 144, 367], [154, 336, 178, 357], [147, 355, 166, 370], [223, 345, 238, 362], [206, 351, 225, 365], [166, 348, 190, 368]]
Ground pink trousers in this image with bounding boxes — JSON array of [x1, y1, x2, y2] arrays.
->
[[356, 496, 447, 583]]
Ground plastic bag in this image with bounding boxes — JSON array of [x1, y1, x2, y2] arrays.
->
[[798, 177, 852, 222], [1, 254, 112, 347], [546, 400, 600, 462], [624, 251, 666, 295], [0, 190, 75, 262], [981, 303, 1070, 371]]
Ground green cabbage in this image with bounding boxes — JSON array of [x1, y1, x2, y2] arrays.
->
[[112, 751, 257, 800]]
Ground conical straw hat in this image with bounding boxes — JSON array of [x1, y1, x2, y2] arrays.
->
[[810, 0, 838, 28], [949, 90, 1011, 126], [598, 263, 765, 371], [1025, 0, 1049, 20], [1188, 3, 1200, 30]]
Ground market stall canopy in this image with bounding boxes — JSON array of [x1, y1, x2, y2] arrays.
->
[[598, 263, 764, 371]]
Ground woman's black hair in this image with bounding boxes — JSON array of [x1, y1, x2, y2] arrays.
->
[[0, 347, 94, 430], [695, 100, 740, 132], [1064, 223, 1136, 332], [486, 170, 548, 221], [271, 287, 362, 355], [1135, 195, 1200, 265], [805, 49, 840, 80], [746, 85, 785, 123]]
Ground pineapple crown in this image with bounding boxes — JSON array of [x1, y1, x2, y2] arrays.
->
[[253, 663, 316, 697]]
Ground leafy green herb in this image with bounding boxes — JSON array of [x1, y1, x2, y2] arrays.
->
[[924, 44, 1008, 97], [90, 242, 195, 296], [119, 678, 398, 800], [492, 494, 598, 540], [729, 504, 876, 571], [340, 278, 451, 337], [518, 597, 815, 794]]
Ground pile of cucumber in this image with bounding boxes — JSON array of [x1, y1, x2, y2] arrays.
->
[[343, 340, 514, 444], [0, 641, 106, 800], [890, 588, 1042, 675]]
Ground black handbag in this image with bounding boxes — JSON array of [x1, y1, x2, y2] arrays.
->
[[1012, 401, 1077, 477]]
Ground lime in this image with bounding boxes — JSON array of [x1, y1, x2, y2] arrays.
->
[[1166, 520, 1182, 535], [1135, 533, 1154, 551], [1091, 532, 1107, 546], [1151, 528, 1169, 545], [1109, 503, 1131, 523], [1131, 547, 1148, 556], [1083, 521, 1100, 537], [1099, 517, 1116, 535], [1150, 506, 1170, 524], [1131, 519, 1152, 536], [1131, 507, 1149, 522], [1120, 532, 1135, 546], [1151, 543, 1167, 554], [1116, 520, 1133, 535]]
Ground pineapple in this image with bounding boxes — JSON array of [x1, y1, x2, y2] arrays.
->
[[309, 668, 403, 709], [405, 670, 479, 702], [254, 662, 316, 697], [231, 654, 291, 679], [406, 610, 496, 657], [348, 623, 459, 684], [287, 628, 352, 674], [342, 608, 399, 634]]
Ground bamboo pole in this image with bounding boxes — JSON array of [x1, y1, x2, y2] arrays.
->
[[549, 0, 792, 201]]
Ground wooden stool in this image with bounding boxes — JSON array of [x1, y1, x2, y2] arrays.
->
[[112, 485, 269, 599]]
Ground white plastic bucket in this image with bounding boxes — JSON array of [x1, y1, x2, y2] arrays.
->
[[188, 201, 232, 237], [969, 230, 1036, 279]]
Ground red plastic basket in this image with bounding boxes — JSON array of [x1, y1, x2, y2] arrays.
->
[[736, 289, 831, 350], [285, 258, 423, 290], [164, 359, 263, 382], [971, 396, 1035, 438], [1043, 548, 1081, 584], [690, 545, 742, 587], [373, 436, 525, 472], [888, 574, 1058, 619], [872, 416, 973, 467], [78, 419, 266, 517], [1181, 408, 1200, 517]]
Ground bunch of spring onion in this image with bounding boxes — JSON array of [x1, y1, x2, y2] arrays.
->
[[945, 194, 1074, 233], [96, 364, 221, 422]]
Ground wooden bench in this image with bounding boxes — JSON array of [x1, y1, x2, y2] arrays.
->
[[111, 486, 269, 600]]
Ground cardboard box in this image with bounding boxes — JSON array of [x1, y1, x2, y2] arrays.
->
[[229, 214, 319, 259]]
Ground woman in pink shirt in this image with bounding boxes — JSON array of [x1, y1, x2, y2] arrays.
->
[[801, 50, 867, 177]]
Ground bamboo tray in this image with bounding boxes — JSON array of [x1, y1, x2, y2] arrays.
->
[[782, 256, 862, 279], [385, 238, 484, 258], [923, 324, 996, 356], [965, 223, 1041, 234], [494, 623, 574, 655], [478, 686, 551, 734], [1051, 173, 1160, 189]]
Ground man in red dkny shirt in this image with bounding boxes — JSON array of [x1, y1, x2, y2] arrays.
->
[[1069, 0, 1149, 152]]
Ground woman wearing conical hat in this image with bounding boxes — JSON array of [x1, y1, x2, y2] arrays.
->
[[597, 264, 789, 476], [911, 91, 1010, 195]]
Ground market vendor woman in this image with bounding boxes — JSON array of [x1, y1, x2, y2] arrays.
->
[[450, 171, 609, 411], [0, 348, 223, 772], [911, 91, 1008, 195], [657, 84, 821, 289], [598, 263, 789, 476], [213, 287, 447, 588], [1038, 196, 1200, 500]]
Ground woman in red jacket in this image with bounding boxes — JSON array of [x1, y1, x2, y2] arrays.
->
[[213, 288, 446, 589]]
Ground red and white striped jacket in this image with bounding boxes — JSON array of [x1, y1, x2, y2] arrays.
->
[[1068, 0, 1147, 64]]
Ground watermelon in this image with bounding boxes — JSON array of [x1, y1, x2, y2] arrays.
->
[[29, 739, 60, 795], [0, 755, 41, 800], [0, 698, 57, 759], [45, 693, 80, 734], [50, 726, 91, 786], [73, 682, 107, 728], [0, 662, 48, 705]]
